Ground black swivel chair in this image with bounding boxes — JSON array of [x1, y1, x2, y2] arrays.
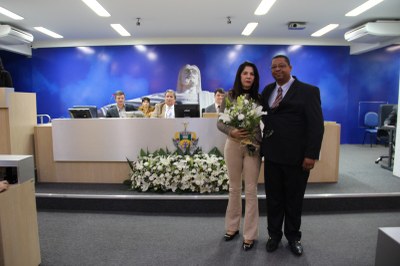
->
[[375, 104, 396, 166]]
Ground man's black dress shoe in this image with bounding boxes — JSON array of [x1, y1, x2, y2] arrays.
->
[[224, 231, 239, 241], [288, 240, 303, 256], [266, 237, 280, 252], [242, 241, 254, 251]]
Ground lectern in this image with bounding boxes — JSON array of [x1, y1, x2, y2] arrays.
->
[[0, 87, 37, 155], [0, 154, 40, 266]]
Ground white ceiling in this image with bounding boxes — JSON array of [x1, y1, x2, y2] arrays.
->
[[0, 0, 399, 49]]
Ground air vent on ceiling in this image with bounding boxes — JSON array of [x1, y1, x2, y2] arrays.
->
[[344, 20, 400, 43], [0, 25, 34, 45]]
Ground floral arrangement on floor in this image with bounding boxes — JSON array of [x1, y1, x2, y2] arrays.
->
[[125, 148, 229, 193], [218, 94, 266, 155]]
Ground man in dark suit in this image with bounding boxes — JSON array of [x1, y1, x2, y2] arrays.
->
[[204, 88, 225, 113], [106, 90, 136, 117], [0, 57, 13, 88], [261, 55, 324, 256]]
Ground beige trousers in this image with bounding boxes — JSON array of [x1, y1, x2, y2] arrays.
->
[[224, 138, 261, 241]]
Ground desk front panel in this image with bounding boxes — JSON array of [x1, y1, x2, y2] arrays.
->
[[52, 118, 225, 162], [36, 120, 340, 183]]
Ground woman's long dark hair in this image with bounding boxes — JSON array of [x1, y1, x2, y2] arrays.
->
[[230, 61, 260, 102]]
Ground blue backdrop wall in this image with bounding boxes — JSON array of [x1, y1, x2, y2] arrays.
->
[[1, 44, 399, 144]]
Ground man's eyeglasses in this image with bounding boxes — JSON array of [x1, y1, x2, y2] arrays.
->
[[270, 64, 288, 70]]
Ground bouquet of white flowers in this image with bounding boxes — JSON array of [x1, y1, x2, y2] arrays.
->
[[218, 94, 266, 155], [126, 149, 229, 193]]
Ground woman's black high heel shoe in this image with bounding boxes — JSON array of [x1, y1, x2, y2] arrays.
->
[[224, 231, 239, 241], [242, 240, 254, 251]]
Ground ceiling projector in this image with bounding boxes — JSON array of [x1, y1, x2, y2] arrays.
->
[[288, 22, 306, 30]]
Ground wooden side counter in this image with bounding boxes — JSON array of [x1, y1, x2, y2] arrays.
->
[[0, 179, 41, 266]]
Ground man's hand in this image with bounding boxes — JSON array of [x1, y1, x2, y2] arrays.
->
[[302, 158, 316, 171]]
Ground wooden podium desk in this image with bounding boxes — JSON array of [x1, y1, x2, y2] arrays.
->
[[258, 122, 341, 183], [34, 118, 226, 183], [0, 179, 41, 266], [35, 119, 340, 184]]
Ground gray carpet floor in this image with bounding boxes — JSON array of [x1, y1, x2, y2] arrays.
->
[[36, 144, 400, 265], [305, 144, 400, 194], [38, 210, 400, 266]]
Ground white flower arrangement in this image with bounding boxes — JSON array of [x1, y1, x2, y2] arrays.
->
[[126, 149, 229, 193], [219, 94, 266, 155]]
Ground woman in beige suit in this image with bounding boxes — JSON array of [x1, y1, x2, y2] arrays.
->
[[217, 61, 262, 251]]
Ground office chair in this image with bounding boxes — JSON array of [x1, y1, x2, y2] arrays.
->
[[375, 104, 396, 166], [362, 111, 378, 147]]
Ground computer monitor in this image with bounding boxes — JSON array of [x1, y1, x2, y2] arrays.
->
[[126, 111, 145, 118], [72, 105, 98, 118], [175, 104, 200, 118], [68, 107, 95, 119]]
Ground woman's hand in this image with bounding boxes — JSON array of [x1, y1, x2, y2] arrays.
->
[[230, 128, 249, 140]]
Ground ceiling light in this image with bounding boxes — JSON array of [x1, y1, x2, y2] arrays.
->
[[0, 6, 24, 20], [136, 18, 141, 26], [227, 16, 232, 24], [81, 0, 111, 17], [345, 0, 384, 17], [77, 47, 95, 54], [386, 45, 400, 52], [254, 0, 277, 15], [311, 24, 339, 37], [110, 24, 131, 37], [242, 23, 258, 36], [34, 27, 63, 38], [135, 45, 147, 52]]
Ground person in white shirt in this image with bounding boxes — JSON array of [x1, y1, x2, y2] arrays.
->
[[151, 89, 177, 118], [204, 88, 225, 113]]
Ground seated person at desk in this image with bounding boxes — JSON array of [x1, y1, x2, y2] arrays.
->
[[138, 97, 155, 118], [0, 180, 9, 193], [384, 105, 397, 126], [151, 89, 176, 118], [106, 90, 136, 118], [204, 88, 225, 113]]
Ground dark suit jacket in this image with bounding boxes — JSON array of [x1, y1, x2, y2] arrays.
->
[[204, 103, 217, 113], [0, 70, 13, 87], [261, 78, 324, 166], [106, 104, 136, 117]]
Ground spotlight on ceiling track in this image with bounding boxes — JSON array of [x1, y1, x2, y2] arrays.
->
[[227, 16, 232, 24], [136, 18, 141, 26]]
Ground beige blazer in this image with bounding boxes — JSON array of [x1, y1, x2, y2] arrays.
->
[[151, 102, 175, 118]]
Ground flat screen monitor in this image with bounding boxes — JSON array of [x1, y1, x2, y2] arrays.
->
[[175, 104, 200, 118], [73, 105, 98, 118], [68, 107, 95, 119]]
